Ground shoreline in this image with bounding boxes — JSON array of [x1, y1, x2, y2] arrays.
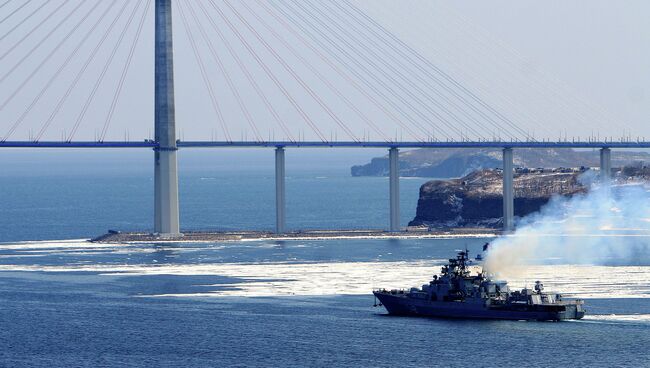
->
[[5, 229, 650, 245], [91, 228, 500, 244]]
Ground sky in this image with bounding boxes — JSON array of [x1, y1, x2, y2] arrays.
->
[[362, 0, 650, 141], [0, 0, 648, 143]]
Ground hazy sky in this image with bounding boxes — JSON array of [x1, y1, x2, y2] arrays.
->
[[362, 0, 650, 140], [1, 0, 648, 142]]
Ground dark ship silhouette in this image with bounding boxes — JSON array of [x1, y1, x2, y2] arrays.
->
[[373, 248, 585, 321]]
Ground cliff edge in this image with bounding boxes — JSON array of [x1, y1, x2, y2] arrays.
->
[[409, 166, 650, 228]]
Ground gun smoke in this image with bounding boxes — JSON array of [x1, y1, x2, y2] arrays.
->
[[484, 171, 650, 277]]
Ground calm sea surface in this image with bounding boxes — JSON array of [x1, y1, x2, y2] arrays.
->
[[0, 150, 648, 367], [0, 149, 426, 241]]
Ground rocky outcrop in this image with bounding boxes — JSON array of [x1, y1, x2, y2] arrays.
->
[[409, 165, 650, 228], [409, 169, 587, 227], [351, 148, 650, 178]]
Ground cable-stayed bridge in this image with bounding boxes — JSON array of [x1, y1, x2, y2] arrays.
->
[[1, 0, 647, 237]]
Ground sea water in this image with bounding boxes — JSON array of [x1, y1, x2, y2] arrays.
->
[[0, 149, 426, 241], [0, 150, 648, 367]]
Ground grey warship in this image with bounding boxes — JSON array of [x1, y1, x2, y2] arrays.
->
[[373, 249, 585, 321]]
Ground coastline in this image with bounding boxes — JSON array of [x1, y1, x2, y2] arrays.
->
[[91, 228, 500, 244]]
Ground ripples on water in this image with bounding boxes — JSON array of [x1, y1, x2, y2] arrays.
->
[[0, 237, 649, 367]]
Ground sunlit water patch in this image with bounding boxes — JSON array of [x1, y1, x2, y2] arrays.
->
[[1, 239, 649, 299]]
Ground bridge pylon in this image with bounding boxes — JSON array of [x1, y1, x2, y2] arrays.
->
[[153, 0, 181, 237]]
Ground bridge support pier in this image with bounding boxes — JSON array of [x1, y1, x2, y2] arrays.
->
[[275, 146, 286, 233], [389, 147, 400, 232], [154, 149, 180, 236], [153, 0, 181, 237], [502, 147, 514, 232], [600, 147, 611, 180]]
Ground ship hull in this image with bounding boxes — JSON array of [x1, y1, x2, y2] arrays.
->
[[374, 292, 585, 321]]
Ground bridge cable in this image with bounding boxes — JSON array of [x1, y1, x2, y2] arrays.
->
[[0, 1, 100, 111], [0, 0, 13, 10], [191, 1, 295, 142], [0, 0, 67, 63], [255, 0, 420, 143], [182, 2, 263, 142], [1, 0, 101, 141], [426, 3, 569, 140], [207, 0, 328, 142], [31, 0, 135, 142], [0, 0, 49, 43], [0, 0, 79, 82], [0, 0, 32, 25], [56, 0, 142, 141], [302, 0, 488, 141], [239, 1, 389, 142], [436, 3, 597, 137], [278, 0, 456, 141], [270, 0, 432, 141], [240, 0, 388, 142], [285, 0, 468, 141], [339, 0, 532, 141], [222, 0, 359, 142], [301, 0, 491, 141], [337, 1, 524, 139], [303, 0, 481, 140], [180, 1, 262, 142], [175, 1, 231, 142], [96, 0, 152, 143], [316, 1, 505, 141], [271, 0, 439, 141], [278, 0, 439, 141], [434, 3, 610, 138]]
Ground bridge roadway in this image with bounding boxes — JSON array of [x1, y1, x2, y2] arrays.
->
[[1, 140, 649, 149]]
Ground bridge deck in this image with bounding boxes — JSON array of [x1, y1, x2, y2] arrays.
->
[[1, 140, 650, 149]]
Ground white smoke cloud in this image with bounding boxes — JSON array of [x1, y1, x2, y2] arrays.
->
[[484, 173, 650, 278]]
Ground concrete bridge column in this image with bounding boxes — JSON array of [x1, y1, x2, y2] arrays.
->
[[389, 147, 400, 232], [275, 146, 286, 233], [502, 147, 514, 232], [600, 147, 611, 180], [153, 0, 180, 237]]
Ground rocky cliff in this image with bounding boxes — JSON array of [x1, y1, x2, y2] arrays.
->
[[409, 166, 650, 228], [351, 148, 650, 178]]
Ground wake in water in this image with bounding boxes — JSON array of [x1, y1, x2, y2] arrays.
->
[[583, 313, 650, 325]]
